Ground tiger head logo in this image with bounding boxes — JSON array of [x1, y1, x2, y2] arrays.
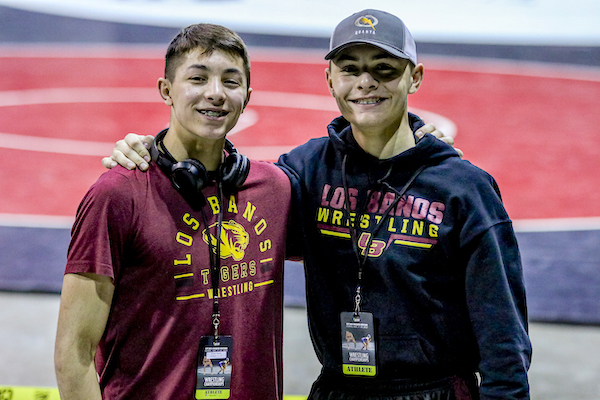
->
[[202, 220, 249, 261]]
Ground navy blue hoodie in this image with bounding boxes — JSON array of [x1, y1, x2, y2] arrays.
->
[[278, 115, 531, 399]]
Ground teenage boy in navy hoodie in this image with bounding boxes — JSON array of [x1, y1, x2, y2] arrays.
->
[[103, 10, 531, 400], [278, 10, 531, 399]]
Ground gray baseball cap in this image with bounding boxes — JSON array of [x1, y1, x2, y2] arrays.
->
[[325, 9, 417, 65]]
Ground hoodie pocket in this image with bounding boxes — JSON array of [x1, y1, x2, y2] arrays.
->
[[378, 335, 431, 368]]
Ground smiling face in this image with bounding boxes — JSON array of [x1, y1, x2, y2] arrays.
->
[[158, 48, 251, 144], [326, 44, 423, 140]]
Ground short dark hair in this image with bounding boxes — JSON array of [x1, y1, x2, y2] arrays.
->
[[164, 23, 251, 88]]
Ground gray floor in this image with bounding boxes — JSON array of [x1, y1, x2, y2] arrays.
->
[[1, 292, 599, 399]]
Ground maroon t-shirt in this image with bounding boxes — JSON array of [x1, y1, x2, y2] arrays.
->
[[66, 160, 290, 399]]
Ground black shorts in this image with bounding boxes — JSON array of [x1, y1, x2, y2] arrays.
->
[[308, 371, 479, 400]]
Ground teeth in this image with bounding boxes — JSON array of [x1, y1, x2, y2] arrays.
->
[[353, 98, 382, 105], [200, 110, 227, 117]]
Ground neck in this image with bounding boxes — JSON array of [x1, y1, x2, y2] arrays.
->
[[351, 117, 415, 160], [163, 130, 224, 171]]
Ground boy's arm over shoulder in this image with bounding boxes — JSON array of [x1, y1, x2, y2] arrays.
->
[[276, 139, 329, 261], [415, 122, 463, 158], [276, 137, 330, 181], [102, 134, 154, 171], [54, 272, 114, 400]]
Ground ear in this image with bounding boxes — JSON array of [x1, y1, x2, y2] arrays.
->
[[157, 77, 173, 106], [242, 87, 252, 112], [408, 63, 424, 95], [325, 67, 336, 97]]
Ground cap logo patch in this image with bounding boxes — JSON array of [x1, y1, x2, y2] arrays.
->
[[355, 15, 378, 31]]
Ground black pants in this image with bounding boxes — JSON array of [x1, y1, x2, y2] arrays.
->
[[308, 371, 479, 400]]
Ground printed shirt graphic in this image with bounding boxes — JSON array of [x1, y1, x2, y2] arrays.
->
[[316, 183, 445, 253], [66, 160, 290, 400], [202, 220, 249, 261]]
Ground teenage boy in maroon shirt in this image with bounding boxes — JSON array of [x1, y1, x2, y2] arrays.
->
[[55, 23, 291, 400]]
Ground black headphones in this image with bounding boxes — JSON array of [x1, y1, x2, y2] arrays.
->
[[150, 129, 250, 210]]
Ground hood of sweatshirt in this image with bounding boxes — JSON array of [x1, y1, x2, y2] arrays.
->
[[326, 114, 460, 173]]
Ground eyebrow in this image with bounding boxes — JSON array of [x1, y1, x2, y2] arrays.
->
[[187, 64, 243, 75]]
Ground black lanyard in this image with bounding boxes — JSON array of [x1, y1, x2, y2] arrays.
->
[[198, 179, 225, 339], [341, 154, 426, 316]]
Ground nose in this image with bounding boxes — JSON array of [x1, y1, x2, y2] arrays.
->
[[357, 71, 378, 90], [204, 78, 226, 104]]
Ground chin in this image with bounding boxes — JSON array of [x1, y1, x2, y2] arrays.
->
[[187, 129, 229, 141], [352, 118, 386, 130]]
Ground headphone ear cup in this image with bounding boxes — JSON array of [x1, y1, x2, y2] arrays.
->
[[170, 159, 208, 208], [221, 152, 250, 192]]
